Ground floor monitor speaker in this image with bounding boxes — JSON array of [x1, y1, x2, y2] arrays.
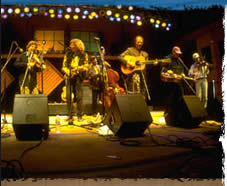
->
[[13, 94, 49, 140], [103, 94, 152, 138], [165, 95, 208, 128]]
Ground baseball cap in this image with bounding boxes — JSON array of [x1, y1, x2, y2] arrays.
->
[[172, 46, 182, 54], [192, 53, 200, 59]]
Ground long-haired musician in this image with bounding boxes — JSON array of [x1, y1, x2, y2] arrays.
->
[[62, 39, 89, 122]]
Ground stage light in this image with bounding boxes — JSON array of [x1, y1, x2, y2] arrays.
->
[[123, 15, 128, 20], [33, 7, 39, 13], [155, 24, 159, 28], [116, 17, 121, 22], [83, 10, 89, 15], [24, 7, 30, 13], [106, 10, 112, 16], [27, 12, 32, 17], [58, 9, 63, 14], [49, 9, 55, 14], [109, 17, 114, 21], [57, 14, 63, 18], [3, 14, 8, 19], [130, 14, 135, 20], [7, 8, 13, 14], [130, 19, 135, 24], [64, 14, 70, 19], [156, 20, 160, 24], [75, 7, 80, 13], [20, 13, 25, 17], [99, 10, 105, 17], [15, 8, 21, 14], [128, 6, 133, 11], [1, 8, 4, 14], [50, 14, 55, 18], [168, 23, 172, 27], [44, 12, 48, 16], [66, 7, 72, 13], [115, 13, 120, 18], [88, 14, 93, 19], [136, 16, 141, 21], [166, 27, 170, 31], [73, 14, 79, 20], [161, 22, 167, 27], [150, 18, 155, 23], [91, 11, 96, 17], [137, 21, 142, 26], [82, 15, 86, 19], [95, 14, 99, 19]]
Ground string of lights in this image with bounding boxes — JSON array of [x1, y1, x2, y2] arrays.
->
[[1, 5, 172, 30]]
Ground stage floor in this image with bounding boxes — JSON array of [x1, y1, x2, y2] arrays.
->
[[1, 111, 223, 179]]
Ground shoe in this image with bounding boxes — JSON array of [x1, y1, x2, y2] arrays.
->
[[77, 116, 84, 122]]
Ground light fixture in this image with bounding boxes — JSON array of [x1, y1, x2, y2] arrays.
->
[[15, 8, 21, 14]]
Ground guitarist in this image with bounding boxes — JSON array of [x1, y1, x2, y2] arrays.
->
[[119, 35, 149, 95], [62, 39, 89, 122]]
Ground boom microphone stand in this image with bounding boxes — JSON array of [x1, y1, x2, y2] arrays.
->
[[178, 57, 196, 94], [1, 42, 21, 125]]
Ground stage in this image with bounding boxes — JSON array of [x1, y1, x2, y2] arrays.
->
[[1, 111, 223, 179]]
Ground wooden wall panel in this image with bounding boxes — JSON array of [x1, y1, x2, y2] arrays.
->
[[1, 70, 15, 93], [37, 60, 64, 95]]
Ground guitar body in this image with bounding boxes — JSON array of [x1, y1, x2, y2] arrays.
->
[[121, 55, 171, 75], [121, 56, 146, 75], [161, 72, 182, 83], [63, 64, 89, 78], [161, 72, 195, 83]]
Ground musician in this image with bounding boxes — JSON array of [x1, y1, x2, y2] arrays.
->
[[161, 46, 185, 121], [62, 39, 89, 122], [88, 56, 102, 114], [14, 40, 45, 94], [120, 35, 149, 95], [188, 52, 210, 108]]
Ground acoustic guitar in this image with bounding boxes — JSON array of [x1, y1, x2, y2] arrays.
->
[[121, 55, 170, 75], [63, 64, 89, 78], [161, 71, 195, 83]]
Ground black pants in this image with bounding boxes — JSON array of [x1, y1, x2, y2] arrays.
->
[[66, 76, 83, 118]]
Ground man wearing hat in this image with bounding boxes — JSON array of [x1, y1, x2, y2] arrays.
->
[[161, 46, 186, 126], [188, 52, 210, 108]]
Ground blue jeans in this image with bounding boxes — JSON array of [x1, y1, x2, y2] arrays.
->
[[195, 79, 208, 108]]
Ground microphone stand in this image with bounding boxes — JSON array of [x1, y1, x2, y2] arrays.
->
[[21, 51, 34, 93], [65, 48, 73, 125], [94, 39, 107, 116], [39, 42, 46, 94], [178, 57, 196, 94], [1, 45, 20, 125]]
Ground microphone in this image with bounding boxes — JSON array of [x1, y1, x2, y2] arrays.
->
[[42, 40, 46, 45], [14, 41, 24, 52], [94, 37, 100, 41]]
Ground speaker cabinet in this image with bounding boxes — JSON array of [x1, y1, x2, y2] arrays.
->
[[165, 95, 208, 128], [103, 94, 152, 138], [13, 94, 49, 140]]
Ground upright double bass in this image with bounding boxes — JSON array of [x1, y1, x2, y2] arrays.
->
[[103, 61, 125, 108]]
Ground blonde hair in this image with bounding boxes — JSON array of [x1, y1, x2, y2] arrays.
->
[[70, 39, 85, 52]]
